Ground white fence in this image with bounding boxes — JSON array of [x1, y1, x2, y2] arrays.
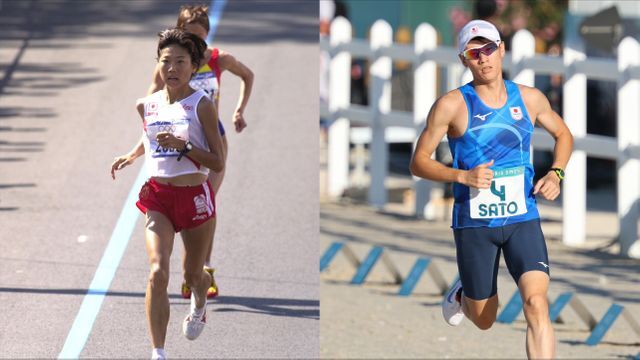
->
[[320, 17, 640, 258]]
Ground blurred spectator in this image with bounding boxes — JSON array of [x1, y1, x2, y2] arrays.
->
[[319, 0, 335, 131], [449, 6, 471, 36], [392, 26, 412, 111], [545, 44, 563, 115], [319, 0, 335, 37], [350, 59, 368, 106], [475, 0, 498, 22]]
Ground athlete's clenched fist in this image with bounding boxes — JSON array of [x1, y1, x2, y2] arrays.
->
[[462, 159, 494, 189]]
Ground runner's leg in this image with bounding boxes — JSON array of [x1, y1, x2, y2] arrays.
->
[[454, 226, 502, 329], [144, 211, 175, 349], [182, 217, 215, 308], [519, 271, 555, 359], [502, 219, 554, 359], [461, 295, 499, 330]]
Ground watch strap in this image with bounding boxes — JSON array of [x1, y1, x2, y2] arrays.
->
[[177, 141, 191, 162], [550, 167, 564, 181]]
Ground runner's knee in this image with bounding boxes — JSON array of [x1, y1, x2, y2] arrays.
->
[[465, 297, 498, 330], [148, 263, 169, 290], [183, 269, 204, 287], [523, 294, 549, 323], [474, 316, 495, 330], [468, 309, 497, 330]]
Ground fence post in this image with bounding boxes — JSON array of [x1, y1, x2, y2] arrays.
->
[[562, 39, 587, 246], [511, 29, 535, 86], [617, 37, 640, 258], [413, 23, 437, 217], [368, 20, 392, 208], [327, 17, 352, 199]]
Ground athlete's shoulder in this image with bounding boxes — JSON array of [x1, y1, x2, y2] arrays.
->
[[135, 96, 147, 117], [434, 88, 465, 113], [217, 49, 237, 68], [139, 90, 163, 102], [426, 89, 465, 127], [515, 82, 545, 100], [136, 91, 161, 111], [196, 92, 215, 110]]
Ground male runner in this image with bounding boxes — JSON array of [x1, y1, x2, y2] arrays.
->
[[410, 20, 573, 359]]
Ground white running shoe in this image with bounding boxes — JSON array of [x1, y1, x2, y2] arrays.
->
[[442, 279, 465, 326], [151, 348, 167, 360], [183, 292, 207, 340]]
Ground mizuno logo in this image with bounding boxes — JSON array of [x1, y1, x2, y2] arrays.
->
[[538, 262, 549, 269], [474, 112, 493, 121]]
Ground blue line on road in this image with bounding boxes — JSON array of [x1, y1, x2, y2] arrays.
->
[[58, 168, 147, 359], [206, 0, 227, 45]]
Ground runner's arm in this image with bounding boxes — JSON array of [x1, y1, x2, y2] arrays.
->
[[193, 98, 225, 172], [111, 102, 146, 179], [526, 87, 573, 200], [530, 88, 573, 172], [219, 51, 254, 132], [410, 98, 465, 184]]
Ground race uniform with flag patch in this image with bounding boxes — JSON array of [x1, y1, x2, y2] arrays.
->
[[446, 80, 549, 301], [135, 89, 216, 233], [448, 79, 539, 229]]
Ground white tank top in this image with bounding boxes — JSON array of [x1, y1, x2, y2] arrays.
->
[[140, 89, 210, 178]]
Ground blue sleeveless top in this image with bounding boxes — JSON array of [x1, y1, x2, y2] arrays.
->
[[448, 80, 539, 229]]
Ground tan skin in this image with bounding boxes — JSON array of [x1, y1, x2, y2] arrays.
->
[[112, 22, 254, 269], [410, 38, 573, 359], [111, 44, 224, 349]]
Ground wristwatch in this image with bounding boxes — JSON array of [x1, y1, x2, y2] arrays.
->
[[177, 141, 193, 161], [550, 167, 564, 181], [184, 140, 193, 153]]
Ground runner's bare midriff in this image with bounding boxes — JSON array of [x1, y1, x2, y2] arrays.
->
[[151, 172, 208, 186]]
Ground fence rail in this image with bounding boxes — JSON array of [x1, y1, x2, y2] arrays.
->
[[320, 17, 640, 258]]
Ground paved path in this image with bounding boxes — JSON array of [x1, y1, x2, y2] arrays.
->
[[0, 1, 318, 358], [320, 200, 640, 359]]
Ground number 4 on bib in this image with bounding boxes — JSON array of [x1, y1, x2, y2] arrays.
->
[[470, 166, 527, 219]]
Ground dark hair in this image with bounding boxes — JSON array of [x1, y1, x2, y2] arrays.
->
[[474, 0, 497, 19], [157, 28, 207, 68], [176, 4, 210, 33]]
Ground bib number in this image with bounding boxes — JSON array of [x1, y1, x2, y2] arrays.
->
[[148, 121, 189, 158], [469, 166, 527, 219]]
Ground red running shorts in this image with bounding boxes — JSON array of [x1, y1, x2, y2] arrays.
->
[[136, 178, 216, 232]]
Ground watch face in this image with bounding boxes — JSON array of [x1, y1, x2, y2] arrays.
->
[[554, 169, 564, 179]]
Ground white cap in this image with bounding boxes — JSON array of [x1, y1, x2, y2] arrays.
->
[[457, 20, 501, 54], [319, 0, 335, 22]]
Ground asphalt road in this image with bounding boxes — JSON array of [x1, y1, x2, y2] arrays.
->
[[0, 1, 318, 358]]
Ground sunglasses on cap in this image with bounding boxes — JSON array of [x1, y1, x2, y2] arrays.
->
[[461, 41, 499, 60]]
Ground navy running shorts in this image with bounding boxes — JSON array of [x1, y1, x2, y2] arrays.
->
[[453, 218, 550, 300], [218, 120, 226, 137]]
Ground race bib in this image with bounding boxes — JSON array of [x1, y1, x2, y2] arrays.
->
[[190, 73, 219, 101], [469, 166, 527, 219], [147, 120, 189, 158]]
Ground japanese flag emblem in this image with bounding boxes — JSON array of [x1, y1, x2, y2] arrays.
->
[[147, 102, 158, 116], [510, 106, 523, 120]]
